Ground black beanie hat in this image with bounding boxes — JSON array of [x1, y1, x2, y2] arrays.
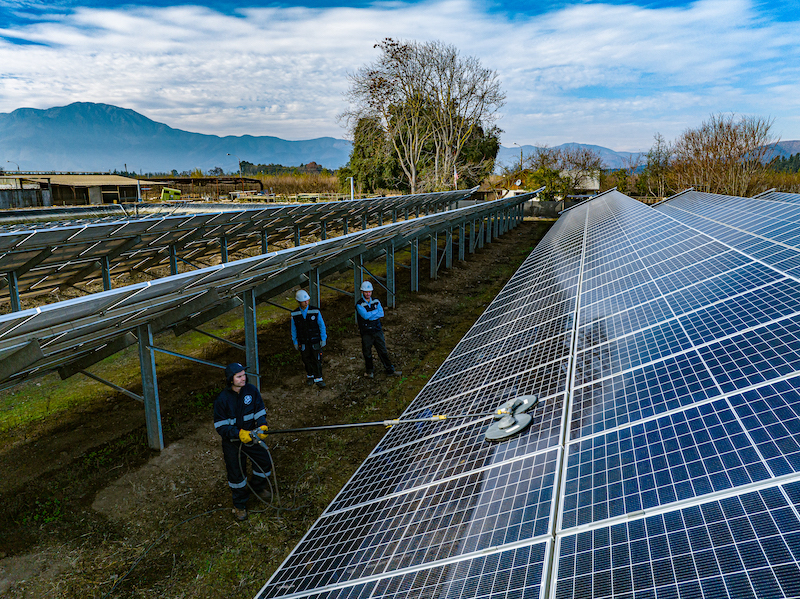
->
[[225, 362, 245, 385]]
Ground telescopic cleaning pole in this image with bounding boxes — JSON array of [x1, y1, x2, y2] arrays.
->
[[263, 413, 493, 435]]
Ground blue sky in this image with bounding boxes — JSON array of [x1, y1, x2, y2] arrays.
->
[[1, 0, 799, 152]]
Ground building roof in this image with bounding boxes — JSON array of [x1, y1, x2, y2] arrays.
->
[[26, 174, 139, 186]]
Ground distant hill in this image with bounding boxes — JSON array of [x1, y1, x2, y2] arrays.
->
[[497, 140, 800, 171], [496, 143, 644, 171], [0, 103, 353, 173], [5, 102, 796, 174]]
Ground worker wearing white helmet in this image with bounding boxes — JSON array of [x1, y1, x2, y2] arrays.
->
[[291, 288, 327, 388], [356, 280, 401, 379]]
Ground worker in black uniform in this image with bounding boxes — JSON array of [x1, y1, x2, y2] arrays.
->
[[213, 362, 272, 521], [356, 280, 402, 378], [291, 289, 327, 388]]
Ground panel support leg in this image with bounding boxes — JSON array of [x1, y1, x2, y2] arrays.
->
[[308, 267, 321, 307], [386, 243, 396, 308], [220, 236, 229, 263], [169, 245, 178, 275], [101, 256, 112, 290], [458, 222, 466, 261], [137, 324, 164, 451], [430, 233, 438, 279], [354, 255, 364, 306], [243, 288, 260, 391], [7, 271, 21, 312], [445, 228, 453, 269], [411, 238, 419, 292]]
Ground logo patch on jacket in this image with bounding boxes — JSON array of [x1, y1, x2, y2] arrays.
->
[[244, 395, 253, 405], [311, 315, 316, 320]]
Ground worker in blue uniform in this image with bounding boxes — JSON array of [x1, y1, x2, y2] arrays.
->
[[213, 363, 272, 521], [356, 281, 402, 378], [291, 289, 327, 388]]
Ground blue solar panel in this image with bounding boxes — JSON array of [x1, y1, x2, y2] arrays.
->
[[258, 189, 800, 599]]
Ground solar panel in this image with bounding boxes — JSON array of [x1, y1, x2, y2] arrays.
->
[[257, 189, 800, 599], [0, 194, 526, 388], [0, 190, 474, 305]]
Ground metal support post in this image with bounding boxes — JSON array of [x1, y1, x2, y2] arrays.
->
[[458, 222, 466, 261], [386, 243, 396, 308], [7, 271, 21, 312], [378, 211, 383, 227], [411, 238, 419, 292], [137, 324, 164, 451], [362, 212, 368, 230], [392, 210, 398, 223], [101, 256, 112, 290], [430, 233, 438, 279], [320, 221, 327, 241], [243, 288, 260, 391], [486, 214, 493, 243], [169, 245, 178, 275], [308, 267, 321, 307], [343, 217, 348, 235], [220, 236, 229, 263], [294, 225, 301, 247], [445, 228, 453, 269], [260, 230, 268, 254], [479, 218, 485, 249], [404, 208, 409, 220], [469, 220, 476, 254], [353, 255, 364, 306]]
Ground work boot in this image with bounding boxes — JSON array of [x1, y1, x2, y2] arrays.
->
[[387, 370, 403, 376], [257, 487, 273, 503], [365, 371, 374, 379], [306, 377, 315, 386], [233, 507, 248, 521], [316, 380, 326, 388]]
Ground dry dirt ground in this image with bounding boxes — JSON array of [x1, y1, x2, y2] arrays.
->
[[0, 220, 552, 599]]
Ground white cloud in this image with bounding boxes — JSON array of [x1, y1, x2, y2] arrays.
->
[[0, 0, 798, 148]]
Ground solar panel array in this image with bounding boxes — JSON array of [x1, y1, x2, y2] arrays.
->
[[0, 193, 524, 389], [257, 189, 800, 599], [0, 190, 472, 304]]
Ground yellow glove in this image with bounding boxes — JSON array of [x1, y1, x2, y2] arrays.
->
[[238, 429, 253, 444], [256, 425, 268, 440]]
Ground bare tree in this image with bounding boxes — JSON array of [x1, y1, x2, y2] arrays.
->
[[670, 113, 777, 196], [342, 38, 504, 193], [424, 40, 505, 189], [641, 133, 672, 199]]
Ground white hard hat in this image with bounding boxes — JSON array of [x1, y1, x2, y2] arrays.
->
[[295, 289, 311, 302], [360, 281, 373, 292]]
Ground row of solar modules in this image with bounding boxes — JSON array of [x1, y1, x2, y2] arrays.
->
[[257, 189, 800, 599], [0, 194, 525, 390], [0, 190, 474, 303]]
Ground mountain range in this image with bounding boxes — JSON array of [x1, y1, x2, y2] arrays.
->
[[2, 103, 799, 174]]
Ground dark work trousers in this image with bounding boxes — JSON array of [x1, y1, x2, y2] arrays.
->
[[361, 330, 394, 374], [221, 439, 273, 509], [299, 345, 323, 381]]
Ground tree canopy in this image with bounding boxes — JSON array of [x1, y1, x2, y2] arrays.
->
[[342, 38, 505, 194]]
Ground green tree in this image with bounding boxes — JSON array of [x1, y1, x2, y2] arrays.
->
[[343, 38, 504, 193], [348, 117, 400, 193]]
